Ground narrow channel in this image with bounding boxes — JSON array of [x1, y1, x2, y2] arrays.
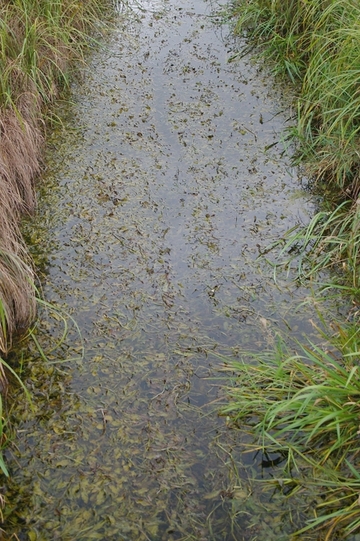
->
[[4, 0, 320, 538]]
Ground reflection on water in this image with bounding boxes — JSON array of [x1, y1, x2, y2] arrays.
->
[[3, 0, 321, 539]]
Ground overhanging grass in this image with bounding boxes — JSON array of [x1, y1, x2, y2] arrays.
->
[[270, 199, 360, 291], [0, 0, 111, 109], [0, 0, 113, 353], [231, 0, 360, 196], [222, 323, 360, 538]]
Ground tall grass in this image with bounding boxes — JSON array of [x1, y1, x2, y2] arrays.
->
[[0, 0, 113, 353], [298, 2, 360, 194], [230, 0, 360, 318], [221, 325, 360, 538], [231, 0, 360, 197], [224, 0, 360, 537], [0, 0, 113, 494], [0, 0, 110, 110]]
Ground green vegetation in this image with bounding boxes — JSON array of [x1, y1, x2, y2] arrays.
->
[[222, 326, 360, 538], [0, 0, 112, 354], [223, 0, 360, 538], [0, 0, 112, 503], [232, 0, 360, 195], [274, 200, 360, 290]]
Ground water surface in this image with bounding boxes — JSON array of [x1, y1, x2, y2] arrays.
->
[[3, 0, 320, 539]]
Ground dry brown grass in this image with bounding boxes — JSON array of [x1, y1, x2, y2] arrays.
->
[[0, 97, 42, 352], [0, 0, 111, 354], [0, 96, 43, 213], [0, 247, 36, 354]]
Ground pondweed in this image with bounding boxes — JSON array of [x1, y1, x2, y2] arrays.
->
[[0, 349, 33, 477], [0, 296, 83, 478]]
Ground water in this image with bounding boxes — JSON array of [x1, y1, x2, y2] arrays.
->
[[2, 0, 321, 539]]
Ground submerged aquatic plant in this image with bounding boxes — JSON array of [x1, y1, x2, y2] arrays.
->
[[0, 297, 83, 480], [0, 348, 34, 478]]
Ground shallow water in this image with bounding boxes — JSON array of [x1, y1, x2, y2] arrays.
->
[[2, 0, 322, 539]]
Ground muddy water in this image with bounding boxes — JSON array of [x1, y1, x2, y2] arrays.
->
[[3, 0, 319, 539]]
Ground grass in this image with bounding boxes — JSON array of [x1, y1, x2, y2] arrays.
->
[[231, 0, 360, 197], [0, 0, 113, 354], [223, 0, 360, 537], [222, 323, 360, 538], [221, 213, 360, 537], [268, 199, 360, 292], [0, 249, 36, 354], [223, 329, 360, 463]]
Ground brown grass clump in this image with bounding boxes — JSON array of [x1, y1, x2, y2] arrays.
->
[[0, 0, 111, 353], [0, 95, 43, 351], [0, 97, 42, 352], [0, 247, 36, 354], [0, 95, 43, 214]]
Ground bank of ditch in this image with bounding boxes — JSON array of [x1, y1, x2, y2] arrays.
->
[[223, 0, 360, 538], [0, 0, 114, 482], [0, 0, 113, 357]]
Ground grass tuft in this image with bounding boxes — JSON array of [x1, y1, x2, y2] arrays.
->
[[222, 322, 360, 538], [0, 249, 36, 353], [0, 0, 113, 353]]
